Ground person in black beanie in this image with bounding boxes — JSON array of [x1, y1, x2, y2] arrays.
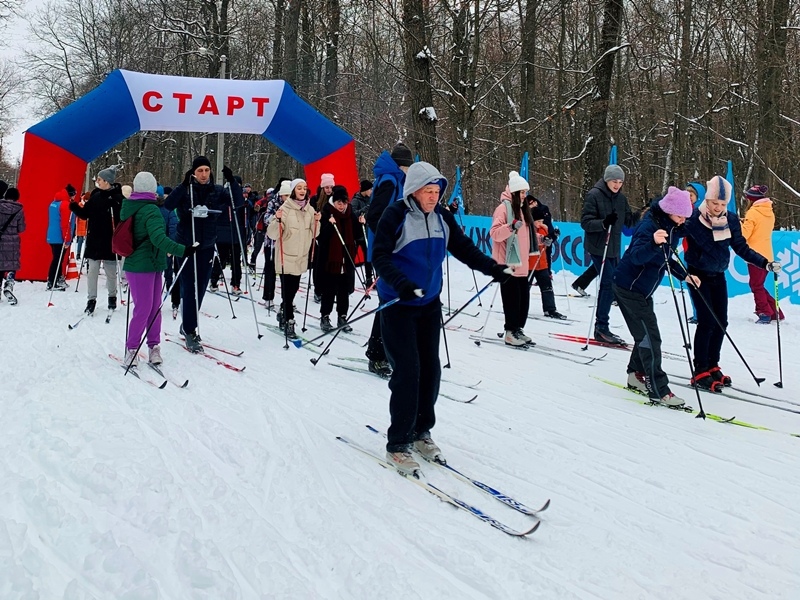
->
[[350, 179, 374, 287], [165, 156, 244, 352]]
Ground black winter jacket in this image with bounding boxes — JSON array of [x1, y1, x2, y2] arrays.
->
[[69, 184, 123, 260], [580, 179, 639, 258], [165, 177, 243, 250]]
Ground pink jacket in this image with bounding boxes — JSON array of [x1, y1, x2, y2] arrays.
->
[[490, 192, 530, 278]]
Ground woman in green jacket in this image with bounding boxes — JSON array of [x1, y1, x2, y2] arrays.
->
[[121, 172, 195, 367]]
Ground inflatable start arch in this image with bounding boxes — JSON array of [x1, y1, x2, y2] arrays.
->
[[16, 69, 359, 280]]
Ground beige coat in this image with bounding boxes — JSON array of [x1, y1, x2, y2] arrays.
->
[[266, 198, 319, 275]]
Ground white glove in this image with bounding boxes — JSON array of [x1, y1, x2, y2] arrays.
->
[[414, 289, 425, 298], [192, 205, 210, 218], [767, 261, 782, 273]]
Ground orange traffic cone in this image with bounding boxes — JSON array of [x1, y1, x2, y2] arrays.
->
[[65, 252, 79, 280]]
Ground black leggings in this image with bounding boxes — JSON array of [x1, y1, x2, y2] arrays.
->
[[689, 270, 728, 373], [279, 273, 301, 322], [48, 244, 66, 285], [500, 275, 530, 331]]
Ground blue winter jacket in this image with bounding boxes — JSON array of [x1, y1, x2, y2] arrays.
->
[[614, 201, 688, 298], [372, 196, 495, 307], [683, 207, 767, 275], [366, 151, 406, 261]]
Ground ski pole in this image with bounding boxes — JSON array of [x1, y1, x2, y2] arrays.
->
[[227, 183, 263, 339], [556, 236, 572, 314], [293, 297, 400, 348], [678, 281, 691, 349], [445, 253, 451, 315], [213, 244, 237, 319], [311, 279, 378, 366], [582, 224, 613, 350], [188, 176, 201, 338], [473, 282, 501, 346], [331, 219, 366, 289], [662, 246, 706, 419], [278, 221, 289, 350], [666, 244, 765, 386], [124, 254, 191, 376], [773, 272, 783, 389], [440, 311, 452, 368], [301, 216, 319, 333], [443, 280, 494, 327]]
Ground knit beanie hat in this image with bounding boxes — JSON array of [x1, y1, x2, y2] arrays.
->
[[603, 164, 625, 182], [133, 172, 158, 195], [705, 175, 732, 202], [97, 165, 118, 184], [658, 186, 693, 218], [508, 171, 530, 193], [191, 156, 212, 173], [745, 184, 768, 202], [390, 143, 414, 167], [530, 204, 547, 221], [331, 185, 349, 202], [290, 178, 306, 195], [278, 179, 292, 196], [360, 179, 373, 192], [4, 187, 19, 201], [320, 173, 335, 188]]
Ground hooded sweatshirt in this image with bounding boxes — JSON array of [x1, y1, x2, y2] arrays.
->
[[741, 199, 776, 261]]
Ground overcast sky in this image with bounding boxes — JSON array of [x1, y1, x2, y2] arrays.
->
[[3, 0, 48, 163]]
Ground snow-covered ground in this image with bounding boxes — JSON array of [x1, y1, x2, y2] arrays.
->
[[1, 259, 799, 599]]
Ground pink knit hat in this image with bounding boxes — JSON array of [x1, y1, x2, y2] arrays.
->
[[658, 186, 693, 218], [320, 173, 335, 188]]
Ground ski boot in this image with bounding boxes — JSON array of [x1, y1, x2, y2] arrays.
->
[[338, 315, 353, 333], [108, 296, 117, 310], [514, 328, 532, 344], [368, 360, 392, 379], [123, 348, 139, 368], [756, 314, 771, 324], [544, 310, 568, 320], [504, 329, 527, 347], [571, 284, 589, 297], [231, 286, 243, 296], [414, 435, 445, 464], [656, 392, 686, 408], [284, 319, 298, 340], [627, 371, 649, 394], [709, 366, 732, 387], [148, 345, 163, 365], [594, 328, 626, 346], [386, 450, 421, 478], [85, 299, 96, 315], [690, 371, 723, 393], [320, 315, 333, 332]]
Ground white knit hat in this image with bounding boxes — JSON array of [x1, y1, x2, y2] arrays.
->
[[290, 178, 306, 195], [508, 171, 529, 193], [278, 180, 292, 196]]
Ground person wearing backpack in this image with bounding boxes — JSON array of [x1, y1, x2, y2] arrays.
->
[[490, 172, 534, 346], [120, 172, 196, 368], [69, 166, 123, 315]]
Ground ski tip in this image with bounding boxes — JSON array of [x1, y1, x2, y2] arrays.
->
[[538, 498, 551, 512], [158, 380, 168, 389], [523, 520, 542, 536], [180, 380, 189, 388]]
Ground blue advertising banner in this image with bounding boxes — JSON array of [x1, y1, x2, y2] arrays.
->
[[457, 215, 800, 305]]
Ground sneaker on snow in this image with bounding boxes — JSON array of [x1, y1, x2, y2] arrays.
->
[[320, 315, 333, 332], [414, 436, 445, 464], [691, 371, 722, 393], [544, 310, 568, 320], [571, 284, 589, 297], [108, 296, 117, 310], [284, 319, 298, 340], [709, 366, 732, 387], [504, 329, 528, 347], [657, 392, 685, 408], [755, 313, 771, 324], [386, 450, 420, 477], [183, 331, 203, 353], [514, 328, 532, 344], [56, 276, 68, 289], [627, 371, 649, 393], [148, 345, 163, 365], [231, 286, 243, 295], [209, 281, 219, 292], [594, 328, 626, 345], [48, 280, 67, 291], [123, 348, 139, 368], [338, 315, 353, 333], [85, 299, 96, 315], [368, 360, 392, 378]]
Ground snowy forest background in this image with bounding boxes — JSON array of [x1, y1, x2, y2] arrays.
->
[[0, 0, 798, 225]]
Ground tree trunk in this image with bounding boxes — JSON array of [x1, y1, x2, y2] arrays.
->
[[581, 0, 624, 196], [283, 0, 302, 87], [324, 0, 340, 120], [402, 0, 440, 167]]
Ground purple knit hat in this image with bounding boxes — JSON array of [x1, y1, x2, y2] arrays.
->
[[745, 184, 768, 202], [658, 186, 693, 218]]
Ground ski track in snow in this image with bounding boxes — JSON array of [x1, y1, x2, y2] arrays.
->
[[1, 263, 799, 599]]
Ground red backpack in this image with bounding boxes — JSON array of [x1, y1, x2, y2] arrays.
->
[[111, 216, 135, 257]]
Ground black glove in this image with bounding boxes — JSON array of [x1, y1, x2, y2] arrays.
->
[[222, 165, 234, 183], [66, 184, 77, 198], [182, 169, 193, 188], [491, 264, 513, 282], [543, 236, 553, 247], [183, 242, 199, 258], [602, 212, 618, 228], [553, 226, 560, 239], [397, 280, 424, 301]]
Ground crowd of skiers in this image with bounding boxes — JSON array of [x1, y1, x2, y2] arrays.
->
[[0, 146, 788, 476]]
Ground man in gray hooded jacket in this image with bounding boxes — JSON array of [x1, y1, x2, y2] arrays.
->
[[372, 161, 509, 477]]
